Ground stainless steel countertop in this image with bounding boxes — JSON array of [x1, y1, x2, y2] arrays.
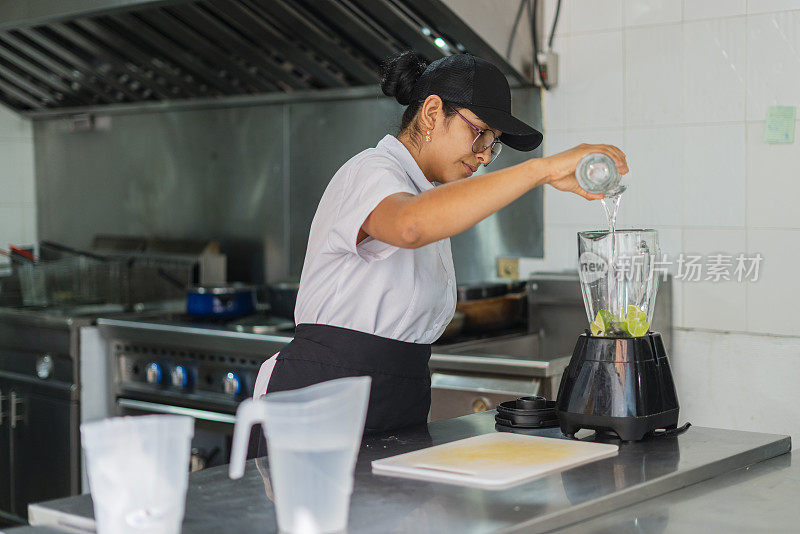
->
[[25, 411, 791, 534], [0, 306, 96, 328], [0, 300, 185, 328], [549, 448, 799, 533]]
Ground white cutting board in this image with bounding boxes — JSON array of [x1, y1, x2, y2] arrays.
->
[[371, 433, 619, 490]]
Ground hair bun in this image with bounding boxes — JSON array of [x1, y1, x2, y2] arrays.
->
[[380, 51, 428, 106]]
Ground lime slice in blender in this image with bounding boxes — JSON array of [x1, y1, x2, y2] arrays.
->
[[628, 320, 650, 337], [626, 305, 647, 322], [623, 305, 649, 336], [590, 309, 613, 336], [616, 320, 630, 336], [590, 320, 604, 336]]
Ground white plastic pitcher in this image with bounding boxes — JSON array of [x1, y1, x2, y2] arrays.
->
[[229, 376, 372, 534], [81, 415, 194, 534]]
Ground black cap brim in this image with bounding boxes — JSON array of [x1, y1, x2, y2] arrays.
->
[[462, 103, 543, 152]]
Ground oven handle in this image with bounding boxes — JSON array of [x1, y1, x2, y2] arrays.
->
[[117, 398, 237, 425]]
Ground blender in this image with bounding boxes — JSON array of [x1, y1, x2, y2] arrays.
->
[[555, 229, 680, 441]]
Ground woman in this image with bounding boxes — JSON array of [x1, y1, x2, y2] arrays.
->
[[254, 51, 628, 433]]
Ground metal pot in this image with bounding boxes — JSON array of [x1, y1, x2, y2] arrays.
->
[[455, 281, 527, 332], [439, 310, 466, 341], [267, 280, 300, 320], [186, 283, 256, 318]]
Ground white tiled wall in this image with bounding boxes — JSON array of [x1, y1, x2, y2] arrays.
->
[[0, 105, 36, 253], [672, 328, 800, 438], [541, 0, 800, 339], [537, 0, 800, 438]]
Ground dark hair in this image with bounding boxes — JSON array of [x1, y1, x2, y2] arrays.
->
[[380, 51, 457, 147]]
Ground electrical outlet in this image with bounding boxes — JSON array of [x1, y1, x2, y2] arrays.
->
[[534, 51, 559, 88], [497, 258, 520, 279]]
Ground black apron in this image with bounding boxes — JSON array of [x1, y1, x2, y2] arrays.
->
[[266, 323, 432, 434]]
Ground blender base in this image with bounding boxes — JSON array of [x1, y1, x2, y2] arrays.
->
[[555, 332, 681, 442], [557, 408, 679, 442]]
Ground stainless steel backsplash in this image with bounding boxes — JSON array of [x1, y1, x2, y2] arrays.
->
[[33, 87, 543, 284]]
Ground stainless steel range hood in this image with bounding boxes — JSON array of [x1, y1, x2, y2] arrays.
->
[[0, 0, 527, 117]]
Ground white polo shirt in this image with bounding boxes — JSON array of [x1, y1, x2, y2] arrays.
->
[[294, 134, 457, 344]]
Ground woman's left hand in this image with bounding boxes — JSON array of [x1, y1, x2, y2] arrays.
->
[[543, 143, 629, 200]]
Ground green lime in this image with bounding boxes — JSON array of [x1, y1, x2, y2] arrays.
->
[[626, 305, 646, 322], [616, 321, 630, 336], [622, 305, 650, 337], [628, 320, 650, 337], [591, 307, 649, 337], [590, 309, 615, 336], [590, 320, 604, 336]]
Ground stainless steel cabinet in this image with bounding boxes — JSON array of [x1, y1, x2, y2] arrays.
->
[[0, 348, 78, 523], [0, 380, 11, 519], [9, 381, 76, 518]]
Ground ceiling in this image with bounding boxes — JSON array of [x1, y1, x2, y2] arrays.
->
[[0, 0, 526, 116]]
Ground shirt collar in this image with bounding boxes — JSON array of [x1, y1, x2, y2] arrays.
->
[[376, 134, 434, 193]]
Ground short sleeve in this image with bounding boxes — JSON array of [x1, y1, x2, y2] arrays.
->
[[327, 159, 416, 262]]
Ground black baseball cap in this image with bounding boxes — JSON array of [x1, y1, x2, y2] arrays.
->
[[410, 54, 543, 152]]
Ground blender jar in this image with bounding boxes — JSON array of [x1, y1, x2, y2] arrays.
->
[[578, 229, 660, 337]]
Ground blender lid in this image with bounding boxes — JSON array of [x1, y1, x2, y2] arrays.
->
[[495, 396, 559, 429]]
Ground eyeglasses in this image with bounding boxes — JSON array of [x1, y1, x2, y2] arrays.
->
[[448, 105, 502, 166]]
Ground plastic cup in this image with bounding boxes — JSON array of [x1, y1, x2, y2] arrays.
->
[[229, 376, 371, 534], [81, 415, 194, 534]]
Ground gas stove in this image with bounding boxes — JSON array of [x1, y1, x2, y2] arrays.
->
[[99, 309, 296, 471], [102, 310, 295, 407], [135, 310, 295, 335]]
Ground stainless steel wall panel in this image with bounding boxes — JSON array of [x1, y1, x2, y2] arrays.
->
[[34, 87, 543, 285], [34, 105, 288, 283], [286, 96, 403, 275], [450, 88, 545, 282]]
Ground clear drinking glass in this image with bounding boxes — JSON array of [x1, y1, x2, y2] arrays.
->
[[577, 229, 660, 337], [576, 152, 626, 196]]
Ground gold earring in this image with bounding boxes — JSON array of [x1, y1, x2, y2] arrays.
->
[[425, 130, 431, 142]]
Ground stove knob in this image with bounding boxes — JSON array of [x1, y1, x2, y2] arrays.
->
[[171, 365, 189, 388], [223, 372, 241, 396], [472, 397, 491, 413], [145, 362, 163, 385], [36, 354, 53, 380]]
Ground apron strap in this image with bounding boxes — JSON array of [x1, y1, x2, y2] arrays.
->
[[253, 352, 280, 399]]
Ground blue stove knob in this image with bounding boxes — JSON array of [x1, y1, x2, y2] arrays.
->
[[171, 365, 189, 388], [223, 372, 241, 396], [145, 362, 162, 385]]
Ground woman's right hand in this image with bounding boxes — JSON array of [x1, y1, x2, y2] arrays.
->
[[544, 143, 629, 200]]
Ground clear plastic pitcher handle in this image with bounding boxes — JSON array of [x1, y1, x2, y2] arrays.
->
[[228, 398, 264, 479]]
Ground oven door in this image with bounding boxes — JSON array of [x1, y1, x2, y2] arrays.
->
[[429, 371, 541, 422], [116, 398, 254, 471]]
